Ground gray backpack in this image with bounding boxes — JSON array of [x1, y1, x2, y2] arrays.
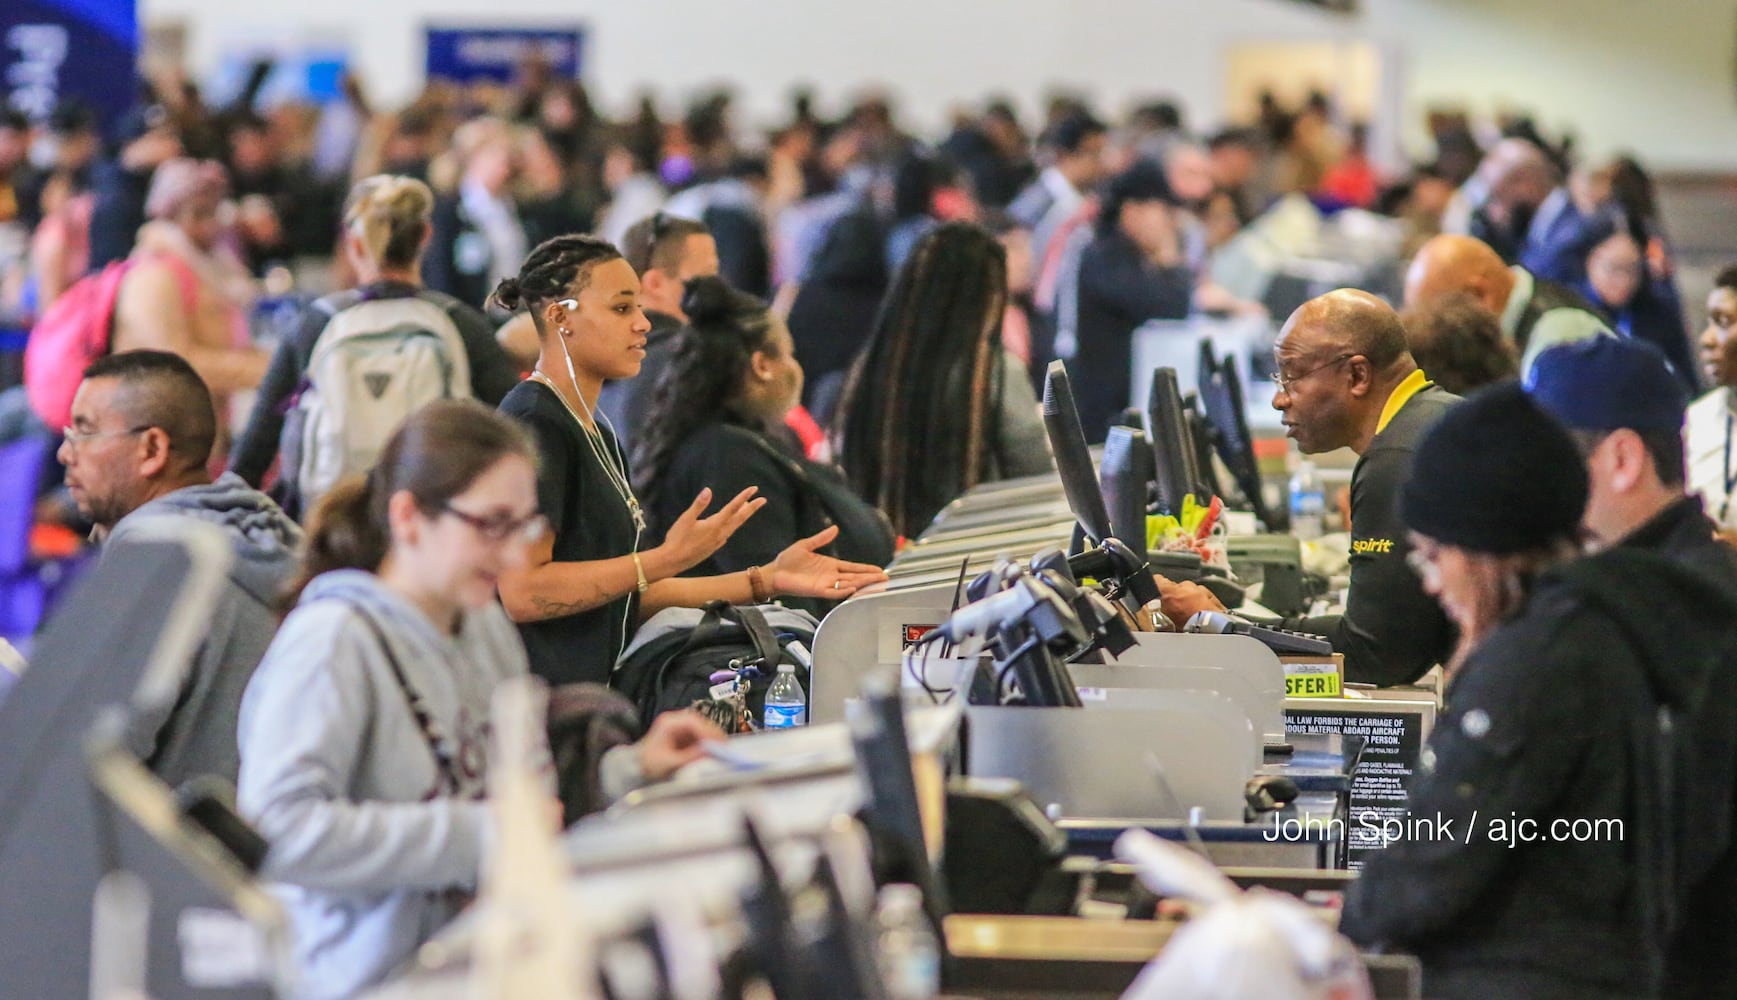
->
[[281, 297, 471, 516]]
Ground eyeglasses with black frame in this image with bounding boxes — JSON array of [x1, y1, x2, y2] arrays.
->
[[440, 503, 548, 544]]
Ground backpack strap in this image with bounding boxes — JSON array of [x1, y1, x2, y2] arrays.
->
[[349, 606, 463, 796], [728, 603, 783, 667]]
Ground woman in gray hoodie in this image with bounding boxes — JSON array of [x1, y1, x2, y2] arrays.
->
[[237, 400, 719, 999]]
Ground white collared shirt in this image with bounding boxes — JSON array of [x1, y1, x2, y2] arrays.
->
[[1687, 386, 1737, 528]]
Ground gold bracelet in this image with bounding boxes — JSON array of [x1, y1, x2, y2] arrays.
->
[[747, 565, 773, 603], [632, 551, 649, 594]]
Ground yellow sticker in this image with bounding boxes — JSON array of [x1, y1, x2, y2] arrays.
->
[[1284, 661, 1342, 698]]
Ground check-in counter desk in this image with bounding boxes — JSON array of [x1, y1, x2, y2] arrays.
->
[[944, 912, 1421, 999]]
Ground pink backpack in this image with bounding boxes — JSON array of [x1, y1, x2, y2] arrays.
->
[[25, 255, 197, 430]]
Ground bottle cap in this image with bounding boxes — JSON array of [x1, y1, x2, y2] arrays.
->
[[879, 883, 924, 912]]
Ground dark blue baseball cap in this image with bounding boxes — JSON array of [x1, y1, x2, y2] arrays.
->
[[1523, 335, 1688, 432]]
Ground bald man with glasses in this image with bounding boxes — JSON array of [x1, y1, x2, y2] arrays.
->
[[1270, 289, 1461, 686]]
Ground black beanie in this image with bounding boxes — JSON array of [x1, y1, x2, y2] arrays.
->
[[1400, 382, 1588, 554]]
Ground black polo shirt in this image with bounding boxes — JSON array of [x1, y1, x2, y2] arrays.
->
[[1293, 370, 1460, 686]]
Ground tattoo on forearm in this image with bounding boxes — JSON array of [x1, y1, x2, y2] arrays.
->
[[531, 596, 585, 617], [529, 584, 616, 619]]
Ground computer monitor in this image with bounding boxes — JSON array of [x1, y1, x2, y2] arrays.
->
[[0, 527, 288, 999], [1100, 425, 1155, 554], [1145, 367, 1196, 517], [1041, 360, 1114, 545], [849, 673, 948, 923], [1198, 339, 1284, 531], [1183, 395, 1226, 502]]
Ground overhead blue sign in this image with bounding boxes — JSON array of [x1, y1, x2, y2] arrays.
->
[[425, 26, 583, 84], [2, 0, 137, 129]]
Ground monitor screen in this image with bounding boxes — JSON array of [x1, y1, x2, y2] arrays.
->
[[1100, 425, 1155, 554], [1197, 339, 1283, 530], [1182, 395, 1226, 502], [849, 674, 947, 920], [1041, 360, 1114, 544], [1145, 367, 1196, 516]]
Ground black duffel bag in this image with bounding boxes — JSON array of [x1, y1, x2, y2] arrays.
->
[[612, 600, 819, 731]]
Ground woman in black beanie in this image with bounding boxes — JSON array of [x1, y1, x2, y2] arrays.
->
[[1340, 382, 1737, 999], [1393, 381, 1589, 673]]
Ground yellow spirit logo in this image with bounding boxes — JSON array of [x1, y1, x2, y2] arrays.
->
[[1351, 537, 1396, 555]]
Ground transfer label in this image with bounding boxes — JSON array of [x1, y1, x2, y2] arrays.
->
[[1284, 660, 1342, 698]]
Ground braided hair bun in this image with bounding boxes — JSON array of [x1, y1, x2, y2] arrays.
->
[[679, 275, 737, 327], [492, 276, 526, 312]]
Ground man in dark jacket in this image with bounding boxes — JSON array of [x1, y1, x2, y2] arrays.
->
[[1068, 160, 1193, 442], [1524, 335, 1737, 998], [60, 351, 300, 788], [1341, 382, 1737, 1000], [595, 213, 718, 452], [1404, 233, 1610, 379], [1272, 290, 1459, 686], [785, 198, 887, 422], [1468, 137, 1587, 284]]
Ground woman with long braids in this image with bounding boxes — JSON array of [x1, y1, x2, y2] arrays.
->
[[494, 235, 886, 686], [830, 221, 1054, 539], [632, 277, 896, 615]]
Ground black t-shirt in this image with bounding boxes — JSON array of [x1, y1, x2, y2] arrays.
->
[[499, 380, 642, 686]]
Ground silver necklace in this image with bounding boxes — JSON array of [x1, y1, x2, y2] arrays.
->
[[528, 371, 646, 535]]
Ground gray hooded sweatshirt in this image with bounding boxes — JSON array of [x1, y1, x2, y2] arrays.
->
[[237, 569, 527, 1000], [108, 472, 302, 789]]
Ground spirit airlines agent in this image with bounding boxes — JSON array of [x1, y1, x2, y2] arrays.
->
[[1270, 290, 1459, 686], [493, 235, 887, 686]]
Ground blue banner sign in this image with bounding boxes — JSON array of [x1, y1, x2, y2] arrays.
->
[[425, 26, 583, 84], [2, 0, 137, 127]]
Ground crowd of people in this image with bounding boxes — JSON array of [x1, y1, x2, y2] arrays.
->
[[3, 56, 1737, 1000]]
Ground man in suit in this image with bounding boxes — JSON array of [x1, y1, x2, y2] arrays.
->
[[1470, 138, 1588, 284]]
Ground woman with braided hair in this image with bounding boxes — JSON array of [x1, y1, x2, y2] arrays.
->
[[494, 235, 886, 686], [632, 276, 895, 616], [830, 221, 1054, 539]]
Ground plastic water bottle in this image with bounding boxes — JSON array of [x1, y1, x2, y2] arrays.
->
[[1289, 458, 1325, 541], [762, 662, 807, 729], [876, 884, 940, 1000]]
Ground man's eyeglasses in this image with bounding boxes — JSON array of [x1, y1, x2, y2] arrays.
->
[[61, 425, 151, 448], [441, 504, 548, 544], [1270, 354, 1355, 395]]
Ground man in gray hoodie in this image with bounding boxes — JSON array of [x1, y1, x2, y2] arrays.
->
[[60, 350, 301, 788]]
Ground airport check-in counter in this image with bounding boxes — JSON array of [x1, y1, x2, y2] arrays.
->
[[369, 705, 963, 999], [816, 568, 1358, 873], [366, 700, 1414, 1000]]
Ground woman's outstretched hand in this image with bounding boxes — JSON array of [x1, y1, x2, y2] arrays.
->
[[656, 487, 766, 575], [768, 524, 890, 599]]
